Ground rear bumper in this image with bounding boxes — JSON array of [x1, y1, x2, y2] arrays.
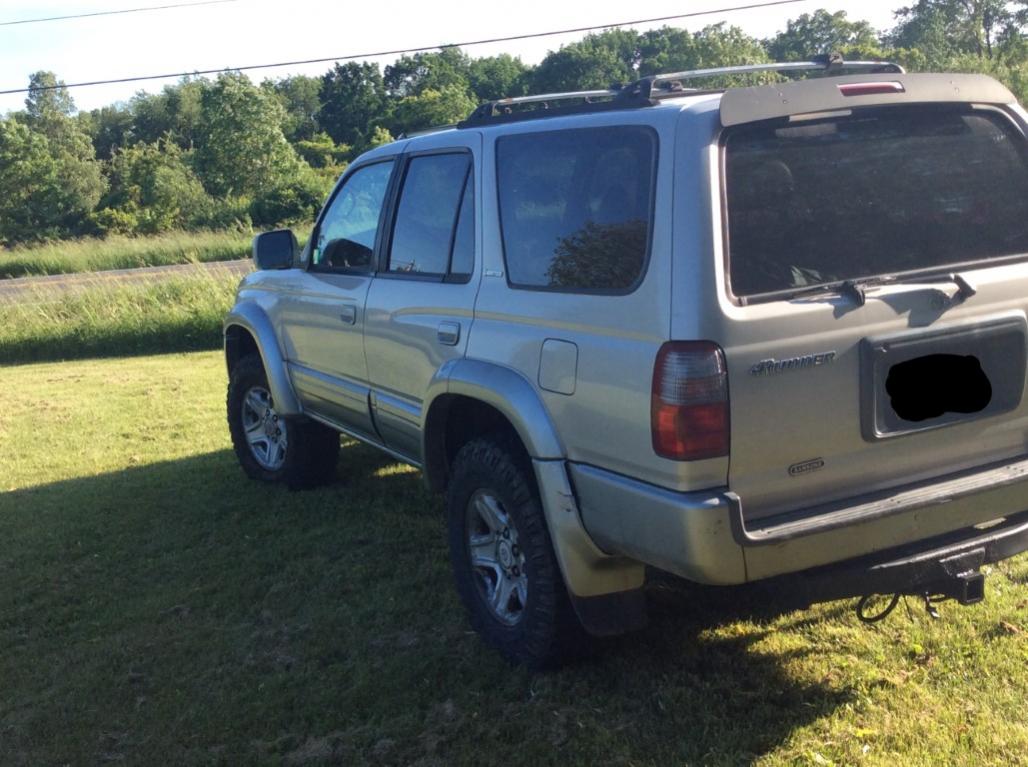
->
[[773, 510, 1028, 606], [570, 454, 1028, 585]]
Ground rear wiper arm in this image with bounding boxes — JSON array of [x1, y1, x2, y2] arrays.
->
[[890, 271, 978, 305]]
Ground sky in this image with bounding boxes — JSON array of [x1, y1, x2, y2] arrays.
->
[[0, 0, 904, 115]]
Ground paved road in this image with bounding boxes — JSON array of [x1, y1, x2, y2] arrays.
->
[[0, 259, 253, 303]]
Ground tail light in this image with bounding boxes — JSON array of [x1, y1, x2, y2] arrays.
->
[[651, 341, 730, 461]]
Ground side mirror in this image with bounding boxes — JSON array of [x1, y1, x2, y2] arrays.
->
[[252, 229, 297, 271]]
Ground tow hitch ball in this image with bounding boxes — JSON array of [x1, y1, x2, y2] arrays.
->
[[856, 570, 987, 624]]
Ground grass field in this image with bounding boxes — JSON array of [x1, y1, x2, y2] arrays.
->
[[0, 271, 238, 364], [2, 353, 1028, 765], [0, 230, 252, 279]]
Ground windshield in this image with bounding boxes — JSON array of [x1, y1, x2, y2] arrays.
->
[[724, 106, 1028, 298]]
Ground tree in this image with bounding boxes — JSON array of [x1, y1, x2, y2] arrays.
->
[[15, 72, 105, 240], [532, 29, 641, 92], [388, 85, 478, 135], [0, 119, 63, 244], [384, 47, 472, 97], [24, 71, 75, 124], [468, 54, 530, 101], [890, 0, 1020, 62], [193, 72, 305, 198], [80, 104, 135, 160], [639, 24, 770, 84], [319, 62, 388, 149], [131, 78, 206, 148], [767, 10, 881, 60], [263, 75, 322, 142], [98, 141, 210, 234]]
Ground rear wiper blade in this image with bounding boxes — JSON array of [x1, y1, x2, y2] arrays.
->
[[783, 272, 976, 306], [784, 275, 897, 305]]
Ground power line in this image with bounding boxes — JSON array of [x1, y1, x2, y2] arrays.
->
[[0, 0, 237, 27], [0, 0, 808, 96]]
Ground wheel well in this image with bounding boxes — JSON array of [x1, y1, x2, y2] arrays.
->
[[424, 395, 527, 494], [225, 324, 260, 374]]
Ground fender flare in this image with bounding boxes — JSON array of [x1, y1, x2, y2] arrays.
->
[[223, 303, 301, 416], [421, 358, 564, 480]]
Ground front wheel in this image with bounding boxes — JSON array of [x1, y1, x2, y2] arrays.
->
[[227, 354, 339, 487], [446, 437, 581, 668]]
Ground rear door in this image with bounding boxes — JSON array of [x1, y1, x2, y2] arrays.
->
[[363, 132, 482, 461], [713, 102, 1028, 520]]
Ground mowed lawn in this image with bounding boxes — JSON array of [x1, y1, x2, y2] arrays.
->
[[2, 353, 1028, 766]]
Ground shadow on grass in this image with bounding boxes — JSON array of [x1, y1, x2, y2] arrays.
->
[[0, 442, 851, 765], [0, 321, 222, 366]]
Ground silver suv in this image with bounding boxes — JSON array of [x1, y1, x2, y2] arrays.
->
[[225, 58, 1028, 667]]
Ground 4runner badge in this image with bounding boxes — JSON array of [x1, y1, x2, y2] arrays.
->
[[751, 351, 837, 377], [789, 458, 825, 477]]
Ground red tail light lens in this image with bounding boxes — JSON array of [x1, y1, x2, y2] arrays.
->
[[651, 341, 729, 461], [837, 81, 905, 97]]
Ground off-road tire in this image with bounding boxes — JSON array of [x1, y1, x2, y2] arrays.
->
[[227, 353, 340, 488], [446, 436, 582, 669]]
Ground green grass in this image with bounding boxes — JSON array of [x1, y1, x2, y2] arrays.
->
[[0, 272, 238, 364], [2, 352, 1028, 765], [0, 230, 252, 279]]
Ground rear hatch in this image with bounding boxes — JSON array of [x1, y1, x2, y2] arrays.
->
[[716, 76, 1028, 521]]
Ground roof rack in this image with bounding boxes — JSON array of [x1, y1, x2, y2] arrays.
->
[[631, 54, 905, 98], [456, 54, 906, 129], [457, 87, 647, 129]]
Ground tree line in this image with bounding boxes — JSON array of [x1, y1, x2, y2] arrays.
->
[[1, 1, 1027, 247]]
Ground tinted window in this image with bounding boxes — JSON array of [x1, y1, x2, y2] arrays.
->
[[389, 154, 470, 275], [497, 127, 655, 291], [725, 108, 1028, 298], [314, 161, 393, 271], [450, 174, 474, 278]]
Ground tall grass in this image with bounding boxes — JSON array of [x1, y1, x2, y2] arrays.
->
[[0, 271, 239, 364], [0, 230, 253, 279]]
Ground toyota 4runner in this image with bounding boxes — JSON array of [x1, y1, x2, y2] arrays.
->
[[225, 58, 1028, 667]]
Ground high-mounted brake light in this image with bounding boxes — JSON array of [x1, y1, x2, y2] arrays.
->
[[837, 81, 905, 97], [651, 341, 730, 461]]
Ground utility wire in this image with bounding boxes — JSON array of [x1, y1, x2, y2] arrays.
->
[[0, 0, 237, 27], [0, 0, 808, 95]]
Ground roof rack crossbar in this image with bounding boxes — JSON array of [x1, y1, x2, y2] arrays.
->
[[645, 57, 905, 89]]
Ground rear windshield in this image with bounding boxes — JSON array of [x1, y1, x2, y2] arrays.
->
[[724, 107, 1028, 298]]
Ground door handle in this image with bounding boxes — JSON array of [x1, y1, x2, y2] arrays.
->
[[340, 305, 357, 325], [437, 321, 461, 346]]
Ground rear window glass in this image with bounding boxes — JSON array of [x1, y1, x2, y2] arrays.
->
[[725, 108, 1028, 298], [389, 153, 470, 275], [496, 126, 655, 291]]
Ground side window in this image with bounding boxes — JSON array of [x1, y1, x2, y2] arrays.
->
[[313, 160, 394, 271], [388, 153, 471, 276], [496, 127, 656, 291]]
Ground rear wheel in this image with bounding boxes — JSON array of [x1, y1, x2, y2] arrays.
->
[[227, 354, 339, 487], [446, 437, 580, 668]]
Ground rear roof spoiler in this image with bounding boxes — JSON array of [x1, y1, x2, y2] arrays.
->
[[720, 73, 1017, 127]]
